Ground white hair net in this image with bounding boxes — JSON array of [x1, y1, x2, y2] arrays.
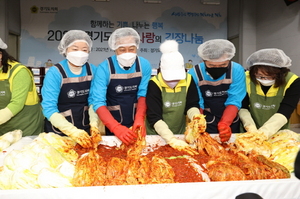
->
[[246, 48, 292, 68], [58, 30, 92, 55], [198, 39, 236, 62], [108, 27, 140, 50], [0, 38, 7, 49]]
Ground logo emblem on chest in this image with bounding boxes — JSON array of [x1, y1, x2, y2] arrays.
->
[[67, 89, 76, 98], [164, 101, 171, 108], [115, 85, 124, 93], [205, 90, 212, 97]]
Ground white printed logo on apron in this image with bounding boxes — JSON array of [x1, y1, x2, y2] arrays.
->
[[262, 104, 276, 110], [254, 102, 262, 109], [67, 89, 76, 98], [205, 90, 212, 97], [164, 101, 171, 108], [115, 85, 124, 93]]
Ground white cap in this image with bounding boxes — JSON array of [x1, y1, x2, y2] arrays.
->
[[246, 48, 292, 68], [160, 40, 186, 81], [198, 39, 235, 62], [0, 38, 7, 49]]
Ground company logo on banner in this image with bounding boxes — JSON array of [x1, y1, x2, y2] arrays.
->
[[20, 0, 227, 69]]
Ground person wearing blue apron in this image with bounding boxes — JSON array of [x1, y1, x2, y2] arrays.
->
[[42, 30, 99, 148], [188, 39, 246, 142], [239, 48, 300, 139], [91, 27, 152, 145], [146, 40, 203, 155], [43, 62, 92, 134], [0, 38, 44, 136]]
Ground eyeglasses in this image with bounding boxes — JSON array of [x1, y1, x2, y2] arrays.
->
[[255, 75, 274, 80]]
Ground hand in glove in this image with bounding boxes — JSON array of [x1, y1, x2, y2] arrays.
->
[[187, 107, 206, 131], [132, 97, 147, 137], [113, 124, 137, 145], [257, 113, 287, 139], [187, 107, 201, 120], [96, 106, 137, 145], [193, 114, 207, 131], [0, 108, 14, 125], [218, 122, 231, 142], [89, 105, 102, 148], [238, 108, 258, 132], [154, 120, 198, 155], [89, 105, 100, 132], [49, 112, 92, 148], [218, 105, 238, 142], [168, 137, 198, 155]]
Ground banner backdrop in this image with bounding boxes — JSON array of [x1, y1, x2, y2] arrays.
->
[[20, 0, 227, 69]]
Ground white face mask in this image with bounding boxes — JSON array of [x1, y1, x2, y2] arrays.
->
[[165, 80, 179, 89], [117, 53, 137, 68], [256, 78, 275, 86], [66, 51, 89, 66]]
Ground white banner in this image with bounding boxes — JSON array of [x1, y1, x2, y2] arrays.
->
[[20, 0, 227, 69]]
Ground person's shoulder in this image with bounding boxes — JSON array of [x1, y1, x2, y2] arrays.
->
[[9, 61, 24, 68], [88, 62, 97, 67], [289, 71, 298, 77], [148, 77, 161, 90], [87, 62, 97, 69], [231, 61, 242, 67], [9, 62, 30, 76], [231, 61, 246, 71], [138, 56, 151, 64], [289, 72, 300, 84], [138, 56, 152, 72], [98, 57, 111, 67], [188, 66, 195, 73], [44, 64, 64, 79], [8, 61, 32, 75]]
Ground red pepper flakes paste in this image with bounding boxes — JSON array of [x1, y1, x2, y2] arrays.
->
[[147, 145, 210, 183], [74, 144, 210, 183], [74, 144, 128, 162]]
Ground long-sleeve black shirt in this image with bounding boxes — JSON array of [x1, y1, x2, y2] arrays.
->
[[146, 76, 200, 128]]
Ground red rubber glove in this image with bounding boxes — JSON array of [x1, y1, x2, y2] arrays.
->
[[132, 97, 147, 137], [96, 106, 137, 145], [217, 105, 238, 142], [199, 108, 204, 114]]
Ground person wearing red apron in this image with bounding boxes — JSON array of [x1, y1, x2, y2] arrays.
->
[[188, 39, 246, 142], [239, 48, 300, 139], [91, 27, 152, 145], [42, 30, 99, 148], [0, 38, 44, 136]]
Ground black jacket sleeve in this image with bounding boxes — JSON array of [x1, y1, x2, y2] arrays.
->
[[278, 78, 300, 119], [185, 78, 200, 114], [146, 80, 163, 128], [241, 94, 250, 109]]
